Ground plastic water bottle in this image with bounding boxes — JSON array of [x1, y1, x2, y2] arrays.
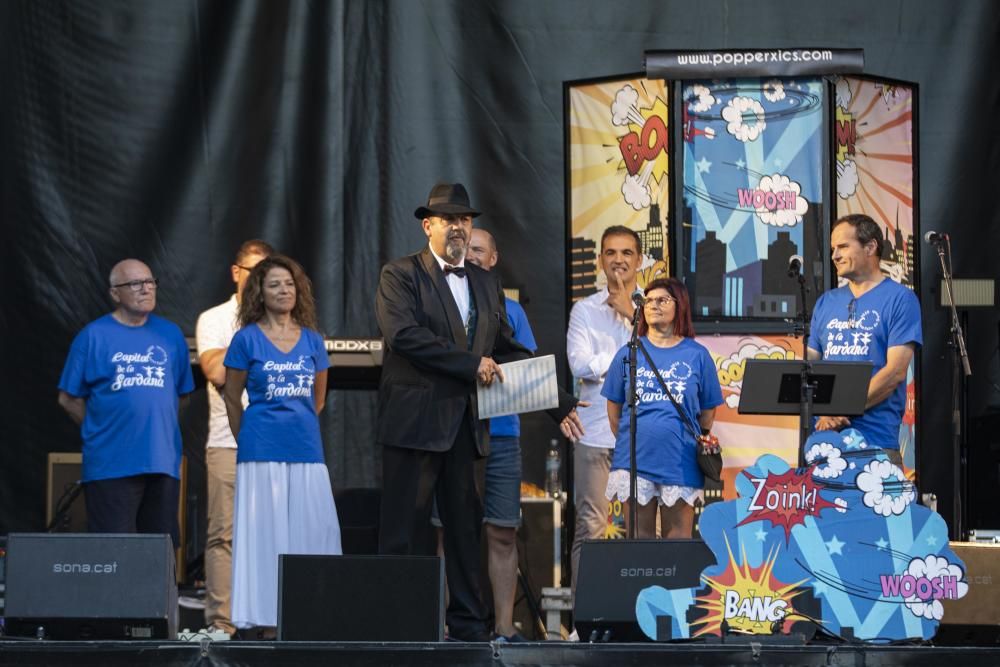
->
[[545, 439, 561, 498]]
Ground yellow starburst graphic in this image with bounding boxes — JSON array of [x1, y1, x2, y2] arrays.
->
[[691, 535, 808, 636]]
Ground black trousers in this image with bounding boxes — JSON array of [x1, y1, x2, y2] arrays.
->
[[379, 419, 487, 639], [84, 473, 180, 548]]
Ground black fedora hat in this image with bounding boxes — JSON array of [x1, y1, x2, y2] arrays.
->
[[414, 182, 481, 219]]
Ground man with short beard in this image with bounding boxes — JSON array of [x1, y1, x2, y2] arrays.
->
[[375, 183, 583, 641], [57, 259, 194, 546]]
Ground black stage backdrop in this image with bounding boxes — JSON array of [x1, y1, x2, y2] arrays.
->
[[2, 1, 999, 542]]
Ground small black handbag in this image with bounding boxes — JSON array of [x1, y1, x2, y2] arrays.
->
[[637, 339, 723, 484], [694, 432, 723, 484]]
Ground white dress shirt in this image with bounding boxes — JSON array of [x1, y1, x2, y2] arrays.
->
[[429, 245, 470, 328], [566, 287, 633, 448]]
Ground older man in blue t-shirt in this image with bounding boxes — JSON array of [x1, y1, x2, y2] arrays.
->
[[807, 214, 922, 456], [58, 259, 194, 546]]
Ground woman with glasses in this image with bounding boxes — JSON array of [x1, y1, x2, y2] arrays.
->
[[600, 277, 723, 539], [222, 255, 342, 636]]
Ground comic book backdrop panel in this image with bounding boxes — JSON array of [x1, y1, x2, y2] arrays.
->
[[833, 77, 916, 289], [701, 334, 800, 485], [567, 76, 670, 302], [833, 76, 918, 474], [680, 78, 826, 320]]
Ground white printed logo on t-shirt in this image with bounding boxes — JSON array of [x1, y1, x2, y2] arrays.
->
[[110, 345, 168, 391], [636, 361, 692, 404], [263, 355, 315, 400]]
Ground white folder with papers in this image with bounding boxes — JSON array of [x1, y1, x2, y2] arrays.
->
[[476, 354, 559, 419]]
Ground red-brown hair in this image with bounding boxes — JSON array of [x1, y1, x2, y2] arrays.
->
[[237, 254, 318, 330], [638, 277, 695, 338]]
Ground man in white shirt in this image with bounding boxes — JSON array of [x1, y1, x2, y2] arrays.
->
[[566, 226, 642, 597], [194, 239, 273, 636]]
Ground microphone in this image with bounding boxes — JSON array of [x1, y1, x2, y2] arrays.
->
[[924, 230, 948, 244], [787, 254, 803, 278], [631, 292, 647, 307]]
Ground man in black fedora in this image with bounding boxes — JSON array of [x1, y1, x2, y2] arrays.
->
[[375, 182, 583, 641]]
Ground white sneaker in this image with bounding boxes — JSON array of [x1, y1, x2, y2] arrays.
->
[[177, 627, 230, 641], [568, 628, 579, 642]]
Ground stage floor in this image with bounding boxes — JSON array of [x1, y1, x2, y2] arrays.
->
[[2, 640, 1000, 666]]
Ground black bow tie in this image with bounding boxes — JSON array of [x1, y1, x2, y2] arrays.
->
[[444, 264, 466, 278]]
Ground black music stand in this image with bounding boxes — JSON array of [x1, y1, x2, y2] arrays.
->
[[739, 360, 873, 466]]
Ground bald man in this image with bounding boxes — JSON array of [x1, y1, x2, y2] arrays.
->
[[58, 259, 194, 545]]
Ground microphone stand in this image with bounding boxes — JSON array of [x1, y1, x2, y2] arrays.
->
[[934, 236, 971, 540], [626, 300, 643, 538], [793, 269, 812, 468]]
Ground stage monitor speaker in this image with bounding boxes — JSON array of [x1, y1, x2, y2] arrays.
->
[[3, 533, 177, 639], [937, 542, 1000, 645], [278, 554, 443, 641], [574, 538, 714, 642]]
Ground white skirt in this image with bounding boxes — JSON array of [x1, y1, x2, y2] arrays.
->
[[605, 469, 704, 507], [231, 461, 342, 629]]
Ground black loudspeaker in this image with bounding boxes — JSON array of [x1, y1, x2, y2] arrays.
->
[[4, 533, 177, 639], [967, 414, 1000, 530], [574, 539, 714, 642], [937, 542, 1000, 645], [278, 555, 444, 641]]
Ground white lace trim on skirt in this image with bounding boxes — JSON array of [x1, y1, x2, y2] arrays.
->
[[605, 469, 704, 507]]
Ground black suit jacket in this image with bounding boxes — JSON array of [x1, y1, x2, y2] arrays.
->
[[375, 248, 572, 456]]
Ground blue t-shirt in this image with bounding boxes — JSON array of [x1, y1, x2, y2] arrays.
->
[[601, 337, 723, 488], [224, 323, 330, 463], [490, 298, 537, 438], [808, 278, 922, 449], [58, 313, 195, 482]]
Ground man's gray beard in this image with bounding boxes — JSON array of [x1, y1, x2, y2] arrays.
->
[[444, 239, 466, 263]]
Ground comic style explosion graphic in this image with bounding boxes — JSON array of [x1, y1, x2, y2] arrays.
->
[[736, 467, 839, 540], [604, 501, 626, 539], [613, 84, 670, 210], [692, 538, 808, 636]]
